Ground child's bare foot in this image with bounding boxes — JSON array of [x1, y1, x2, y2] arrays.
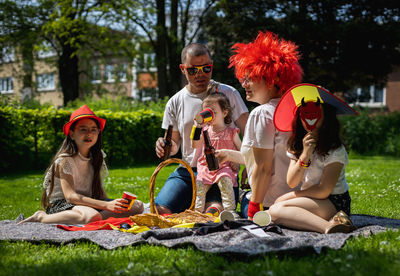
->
[[18, 211, 46, 224]]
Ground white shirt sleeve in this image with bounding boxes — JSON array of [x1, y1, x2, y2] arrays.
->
[[242, 106, 275, 149], [324, 146, 348, 166], [162, 98, 178, 130]]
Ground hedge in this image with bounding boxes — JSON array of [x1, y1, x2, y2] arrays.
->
[[0, 106, 163, 173], [340, 111, 400, 157], [1, 107, 400, 173]]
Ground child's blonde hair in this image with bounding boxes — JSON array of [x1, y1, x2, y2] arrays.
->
[[203, 92, 233, 125]]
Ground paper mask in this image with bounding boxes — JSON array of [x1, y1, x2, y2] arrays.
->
[[299, 97, 322, 131]]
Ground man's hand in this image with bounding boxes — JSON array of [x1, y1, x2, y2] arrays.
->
[[155, 137, 166, 158]]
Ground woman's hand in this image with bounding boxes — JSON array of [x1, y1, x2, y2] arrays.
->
[[215, 149, 230, 164], [106, 199, 129, 213]]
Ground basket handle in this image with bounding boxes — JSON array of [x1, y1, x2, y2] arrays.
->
[[149, 158, 197, 215]]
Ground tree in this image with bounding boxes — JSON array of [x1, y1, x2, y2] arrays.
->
[[0, 1, 48, 97], [39, 0, 141, 105], [1, 0, 141, 105], [202, 0, 400, 94], [112, 0, 217, 98]]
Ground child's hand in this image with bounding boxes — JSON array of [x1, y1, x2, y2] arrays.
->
[[302, 132, 316, 155], [230, 162, 240, 172], [240, 168, 250, 190], [106, 199, 129, 213]]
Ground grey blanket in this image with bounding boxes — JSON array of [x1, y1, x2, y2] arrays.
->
[[0, 214, 399, 255]]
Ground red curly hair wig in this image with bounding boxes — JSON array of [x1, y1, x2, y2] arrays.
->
[[229, 31, 303, 96]]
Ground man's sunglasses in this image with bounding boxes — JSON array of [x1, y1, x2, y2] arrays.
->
[[182, 64, 213, 76]]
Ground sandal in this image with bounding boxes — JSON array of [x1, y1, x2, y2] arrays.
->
[[325, 210, 357, 234]]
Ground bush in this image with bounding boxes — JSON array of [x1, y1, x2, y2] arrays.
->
[[0, 106, 163, 173], [2, 105, 400, 173], [340, 111, 400, 156]]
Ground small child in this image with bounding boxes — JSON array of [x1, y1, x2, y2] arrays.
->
[[192, 93, 242, 212], [20, 105, 143, 224]]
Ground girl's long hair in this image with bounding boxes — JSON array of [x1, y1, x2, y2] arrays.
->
[[287, 103, 343, 159], [41, 119, 105, 209]]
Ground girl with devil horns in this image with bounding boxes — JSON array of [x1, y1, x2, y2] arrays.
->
[[269, 83, 357, 234]]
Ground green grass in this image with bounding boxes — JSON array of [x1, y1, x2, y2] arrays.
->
[[0, 158, 399, 275]]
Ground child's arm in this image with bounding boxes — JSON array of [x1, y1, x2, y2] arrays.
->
[[277, 162, 343, 203], [287, 132, 316, 188], [191, 130, 203, 149], [233, 131, 242, 151]]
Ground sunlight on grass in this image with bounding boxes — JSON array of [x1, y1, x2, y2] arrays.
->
[[0, 158, 399, 275]]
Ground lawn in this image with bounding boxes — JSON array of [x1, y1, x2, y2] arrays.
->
[[0, 157, 399, 276]]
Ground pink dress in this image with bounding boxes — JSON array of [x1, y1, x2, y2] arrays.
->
[[196, 125, 239, 186]]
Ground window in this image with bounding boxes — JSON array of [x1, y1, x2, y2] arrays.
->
[[91, 65, 101, 83], [0, 77, 13, 94], [117, 63, 128, 82], [37, 73, 55, 91], [104, 64, 115, 82], [37, 42, 57, 59], [1, 47, 15, 63], [346, 85, 386, 108]]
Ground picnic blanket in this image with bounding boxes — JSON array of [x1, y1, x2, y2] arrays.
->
[[0, 214, 399, 255]]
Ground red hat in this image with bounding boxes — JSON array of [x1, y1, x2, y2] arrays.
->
[[63, 105, 106, 136], [274, 83, 357, 132]]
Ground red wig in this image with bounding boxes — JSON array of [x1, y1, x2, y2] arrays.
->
[[229, 31, 303, 95]]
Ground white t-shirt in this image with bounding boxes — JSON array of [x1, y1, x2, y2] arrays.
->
[[241, 98, 293, 207], [162, 82, 248, 165], [287, 145, 349, 195]]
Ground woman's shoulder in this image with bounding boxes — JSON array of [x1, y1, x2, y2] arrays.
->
[[250, 104, 275, 118]]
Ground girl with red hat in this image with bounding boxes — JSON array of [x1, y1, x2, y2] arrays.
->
[[20, 105, 143, 224]]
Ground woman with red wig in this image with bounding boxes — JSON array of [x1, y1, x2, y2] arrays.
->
[[216, 30, 303, 219]]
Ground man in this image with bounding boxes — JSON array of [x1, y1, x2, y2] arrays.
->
[[154, 43, 249, 214]]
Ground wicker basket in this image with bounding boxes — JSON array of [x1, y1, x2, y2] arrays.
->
[[130, 158, 215, 228], [149, 158, 196, 215]]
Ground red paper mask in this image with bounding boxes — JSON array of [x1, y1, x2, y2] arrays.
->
[[299, 98, 322, 131]]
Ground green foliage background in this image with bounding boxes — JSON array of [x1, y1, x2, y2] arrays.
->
[[0, 106, 163, 172], [1, 101, 400, 173]]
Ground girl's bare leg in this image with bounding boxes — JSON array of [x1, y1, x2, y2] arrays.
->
[[268, 197, 337, 233], [19, 205, 102, 225]]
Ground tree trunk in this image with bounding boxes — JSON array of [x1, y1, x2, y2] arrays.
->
[[156, 0, 168, 99], [168, 0, 181, 96], [59, 42, 79, 106]]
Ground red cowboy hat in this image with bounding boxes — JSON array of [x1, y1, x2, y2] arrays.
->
[[273, 83, 357, 132], [63, 105, 106, 136]]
